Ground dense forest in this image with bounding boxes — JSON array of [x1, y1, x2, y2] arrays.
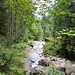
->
[[0, 0, 75, 75]]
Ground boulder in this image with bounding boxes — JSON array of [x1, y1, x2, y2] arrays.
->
[[71, 64, 75, 73], [71, 72, 75, 75], [66, 68, 72, 75], [38, 57, 51, 66]]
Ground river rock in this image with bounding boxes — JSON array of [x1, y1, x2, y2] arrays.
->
[[71, 72, 75, 75], [38, 57, 51, 66], [71, 64, 75, 73], [50, 56, 57, 61], [65, 60, 72, 68], [28, 42, 34, 47], [66, 67, 72, 75]]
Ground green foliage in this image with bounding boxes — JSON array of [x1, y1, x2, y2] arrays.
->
[[0, 0, 8, 36], [0, 0, 44, 45], [60, 28, 75, 36], [11, 42, 27, 49], [45, 65, 65, 75], [44, 42, 55, 55], [44, 38, 62, 55], [45, 37, 56, 42], [29, 65, 64, 75], [0, 0, 36, 45], [0, 72, 5, 75], [0, 36, 25, 75], [42, 0, 75, 60], [36, 23, 43, 41], [27, 20, 44, 41], [41, 16, 51, 39], [55, 28, 75, 59]]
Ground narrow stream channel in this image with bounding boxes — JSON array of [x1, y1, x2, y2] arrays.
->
[[23, 41, 46, 74]]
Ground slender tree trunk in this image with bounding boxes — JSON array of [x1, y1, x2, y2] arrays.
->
[[7, 5, 16, 46]]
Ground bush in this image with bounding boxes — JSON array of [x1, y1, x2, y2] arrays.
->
[[44, 40, 62, 55], [44, 42, 56, 55], [29, 65, 65, 75], [57, 29, 75, 60], [0, 36, 25, 75], [45, 65, 65, 75]]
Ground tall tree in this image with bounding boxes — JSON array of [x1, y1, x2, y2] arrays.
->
[[50, 0, 75, 59], [3, 0, 35, 45]]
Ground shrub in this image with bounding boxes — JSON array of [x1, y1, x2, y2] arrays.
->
[[29, 65, 65, 75], [45, 65, 65, 75], [0, 36, 25, 75], [43, 40, 62, 55]]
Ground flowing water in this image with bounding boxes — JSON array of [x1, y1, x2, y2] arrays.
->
[[23, 41, 45, 74]]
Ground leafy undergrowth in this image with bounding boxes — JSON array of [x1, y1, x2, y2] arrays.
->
[[44, 35, 75, 61], [29, 65, 64, 75], [0, 35, 26, 75], [44, 37, 62, 55], [45, 65, 65, 75], [44, 42, 56, 55], [43, 41, 62, 55]]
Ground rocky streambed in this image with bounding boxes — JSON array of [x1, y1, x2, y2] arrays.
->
[[23, 41, 45, 74], [39, 55, 75, 75], [23, 41, 75, 75]]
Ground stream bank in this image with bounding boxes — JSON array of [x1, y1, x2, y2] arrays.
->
[[23, 41, 75, 75]]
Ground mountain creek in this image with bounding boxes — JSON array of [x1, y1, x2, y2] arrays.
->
[[22, 41, 75, 75]]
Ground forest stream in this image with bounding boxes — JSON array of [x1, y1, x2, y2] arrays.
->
[[23, 41, 75, 75], [23, 41, 45, 74]]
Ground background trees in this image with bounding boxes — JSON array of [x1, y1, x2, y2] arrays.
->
[[43, 0, 75, 60], [51, 0, 75, 59], [0, 0, 38, 75], [6, 0, 36, 45]]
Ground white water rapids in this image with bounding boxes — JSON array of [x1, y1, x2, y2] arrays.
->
[[23, 41, 45, 74]]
